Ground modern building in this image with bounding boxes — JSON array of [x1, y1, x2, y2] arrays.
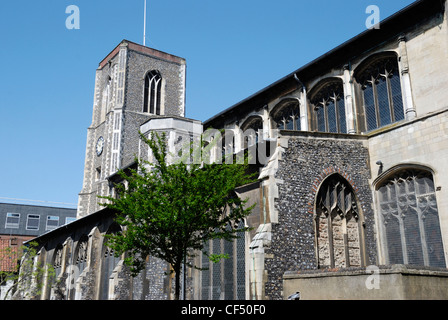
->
[[0, 203, 76, 299], [13, 0, 448, 300]]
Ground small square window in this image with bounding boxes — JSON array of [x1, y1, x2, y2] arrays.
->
[[65, 217, 76, 225], [26, 214, 40, 231], [46, 216, 59, 231], [5, 213, 20, 229]]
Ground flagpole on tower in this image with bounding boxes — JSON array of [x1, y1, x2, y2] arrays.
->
[[143, 0, 147, 46]]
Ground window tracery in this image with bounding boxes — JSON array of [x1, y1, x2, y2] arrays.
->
[[271, 101, 300, 131], [241, 116, 263, 148], [100, 225, 122, 300], [201, 220, 246, 300], [355, 54, 404, 131], [310, 80, 346, 133], [377, 169, 445, 268], [53, 246, 63, 277], [143, 70, 162, 115], [315, 175, 363, 269]]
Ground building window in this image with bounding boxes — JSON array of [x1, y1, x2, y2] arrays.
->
[[26, 214, 40, 231], [65, 217, 77, 225], [53, 245, 63, 278], [46, 216, 59, 231], [315, 174, 364, 268], [5, 213, 20, 229], [201, 221, 246, 300], [69, 236, 88, 300], [100, 225, 122, 300], [241, 116, 263, 148], [355, 53, 404, 131], [271, 100, 300, 131], [143, 70, 162, 115], [310, 79, 346, 133], [377, 169, 445, 268]]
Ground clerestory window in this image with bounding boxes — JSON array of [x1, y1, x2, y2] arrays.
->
[[315, 174, 364, 269], [143, 70, 162, 115], [310, 79, 347, 134], [377, 169, 445, 268], [241, 116, 263, 149], [271, 100, 301, 131], [355, 54, 404, 132]]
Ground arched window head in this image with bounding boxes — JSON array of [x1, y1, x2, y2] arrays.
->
[[100, 224, 122, 300], [53, 245, 64, 278], [315, 174, 364, 269], [241, 116, 263, 148], [143, 70, 162, 115], [271, 99, 300, 131], [75, 235, 89, 272], [377, 168, 445, 268], [355, 53, 404, 132], [310, 79, 346, 134]]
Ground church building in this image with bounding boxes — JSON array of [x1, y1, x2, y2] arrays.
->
[[14, 0, 448, 300]]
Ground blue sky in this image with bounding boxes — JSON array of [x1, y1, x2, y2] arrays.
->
[[0, 0, 415, 209]]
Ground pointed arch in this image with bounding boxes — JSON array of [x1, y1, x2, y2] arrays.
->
[[270, 97, 301, 131], [374, 165, 445, 268], [99, 223, 122, 300], [309, 77, 346, 133], [240, 115, 263, 149], [143, 70, 163, 115], [354, 51, 404, 132], [314, 173, 366, 269]]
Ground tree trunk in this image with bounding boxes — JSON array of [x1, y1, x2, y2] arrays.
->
[[173, 261, 181, 300], [175, 270, 180, 300]]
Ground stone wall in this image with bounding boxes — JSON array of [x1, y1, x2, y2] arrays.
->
[[264, 132, 376, 300], [13, 209, 172, 300], [283, 265, 448, 300]]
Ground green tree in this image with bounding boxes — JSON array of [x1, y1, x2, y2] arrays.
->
[[100, 132, 256, 300]]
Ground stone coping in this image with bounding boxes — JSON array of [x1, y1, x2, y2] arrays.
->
[[283, 264, 448, 279]]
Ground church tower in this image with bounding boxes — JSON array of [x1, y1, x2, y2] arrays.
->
[[78, 40, 187, 217]]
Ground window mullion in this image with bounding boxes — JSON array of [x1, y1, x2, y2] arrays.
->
[[412, 176, 430, 266], [372, 77, 381, 128], [393, 180, 408, 264], [334, 98, 341, 133], [386, 75, 395, 122], [323, 102, 329, 133]]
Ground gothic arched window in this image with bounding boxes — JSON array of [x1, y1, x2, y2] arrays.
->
[[377, 168, 445, 268], [355, 53, 404, 132], [241, 116, 263, 149], [53, 245, 63, 278], [75, 236, 88, 277], [99, 225, 122, 300], [310, 79, 346, 134], [70, 235, 89, 300], [271, 100, 300, 131], [201, 220, 246, 300], [143, 70, 162, 115], [315, 175, 364, 269]]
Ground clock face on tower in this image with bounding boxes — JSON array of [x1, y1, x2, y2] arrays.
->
[[96, 136, 104, 156]]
